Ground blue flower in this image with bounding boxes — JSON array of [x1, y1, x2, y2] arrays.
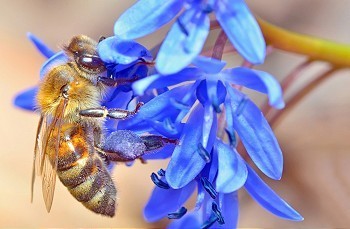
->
[[129, 57, 284, 184], [110, 54, 304, 226], [114, 0, 266, 74], [144, 141, 302, 228]]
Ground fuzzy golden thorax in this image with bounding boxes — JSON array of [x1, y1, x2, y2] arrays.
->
[[36, 64, 106, 124]]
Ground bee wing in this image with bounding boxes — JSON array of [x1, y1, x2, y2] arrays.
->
[[32, 98, 67, 212], [31, 114, 45, 202]]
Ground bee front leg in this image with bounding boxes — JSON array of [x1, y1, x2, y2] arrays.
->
[[79, 102, 143, 120], [97, 76, 140, 87]]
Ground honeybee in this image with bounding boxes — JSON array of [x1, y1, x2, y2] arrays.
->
[[31, 35, 175, 217]]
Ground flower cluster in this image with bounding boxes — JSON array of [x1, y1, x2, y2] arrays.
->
[[114, 0, 266, 74], [14, 0, 303, 228]]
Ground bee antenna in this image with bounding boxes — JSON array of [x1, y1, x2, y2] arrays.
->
[[98, 36, 106, 43]]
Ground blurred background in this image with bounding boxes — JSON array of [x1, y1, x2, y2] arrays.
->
[[1, 0, 350, 227]]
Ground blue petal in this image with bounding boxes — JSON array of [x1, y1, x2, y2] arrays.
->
[[207, 79, 226, 111], [105, 63, 150, 95], [136, 85, 193, 120], [97, 36, 152, 65], [117, 120, 155, 135], [196, 80, 227, 110], [166, 105, 208, 189], [202, 103, 215, 149], [208, 145, 219, 182], [132, 67, 202, 95], [112, 63, 149, 82], [219, 67, 284, 109], [138, 90, 158, 104], [13, 86, 38, 111], [224, 99, 236, 147], [122, 85, 195, 129], [142, 144, 175, 160], [156, 7, 210, 74], [105, 61, 139, 76], [144, 181, 196, 222], [244, 164, 304, 221], [215, 140, 247, 193], [27, 33, 55, 58], [103, 90, 133, 109], [40, 51, 68, 79], [192, 56, 226, 74], [215, 0, 266, 64], [168, 211, 201, 229], [146, 119, 184, 138], [195, 180, 205, 210], [114, 0, 185, 39], [206, 80, 220, 110], [226, 85, 283, 180], [212, 192, 239, 228]]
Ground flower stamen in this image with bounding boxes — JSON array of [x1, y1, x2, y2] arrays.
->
[[212, 202, 225, 224], [150, 172, 170, 189], [201, 214, 218, 229], [197, 143, 211, 163], [176, 18, 189, 36], [167, 206, 187, 219], [200, 177, 217, 199], [157, 168, 166, 177], [235, 96, 248, 116], [225, 128, 237, 147]]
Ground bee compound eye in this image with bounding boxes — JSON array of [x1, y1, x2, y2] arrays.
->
[[77, 54, 105, 72]]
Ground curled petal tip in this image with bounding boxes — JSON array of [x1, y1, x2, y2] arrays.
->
[[274, 100, 285, 110]]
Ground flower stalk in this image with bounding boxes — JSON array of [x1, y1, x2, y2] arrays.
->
[[267, 67, 339, 127], [258, 18, 350, 67]]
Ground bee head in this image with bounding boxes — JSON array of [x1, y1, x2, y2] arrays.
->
[[64, 35, 106, 75]]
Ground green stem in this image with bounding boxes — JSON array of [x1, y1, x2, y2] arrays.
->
[[258, 18, 350, 67]]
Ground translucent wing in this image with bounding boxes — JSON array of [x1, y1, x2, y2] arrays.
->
[[31, 98, 67, 212], [31, 114, 45, 202]]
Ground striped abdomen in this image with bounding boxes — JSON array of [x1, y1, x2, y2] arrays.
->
[[53, 124, 116, 217]]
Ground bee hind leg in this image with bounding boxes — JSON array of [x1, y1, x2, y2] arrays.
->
[[140, 135, 178, 152], [100, 130, 177, 163]]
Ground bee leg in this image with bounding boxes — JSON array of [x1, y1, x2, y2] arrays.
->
[[96, 147, 137, 162], [94, 146, 111, 166], [93, 126, 103, 146], [100, 130, 178, 163], [139, 157, 147, 164], [140, 135, 178, 152], [79, 102, 143, 120], [97, 76, 140, 87], [138, 135, 178, 164]]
